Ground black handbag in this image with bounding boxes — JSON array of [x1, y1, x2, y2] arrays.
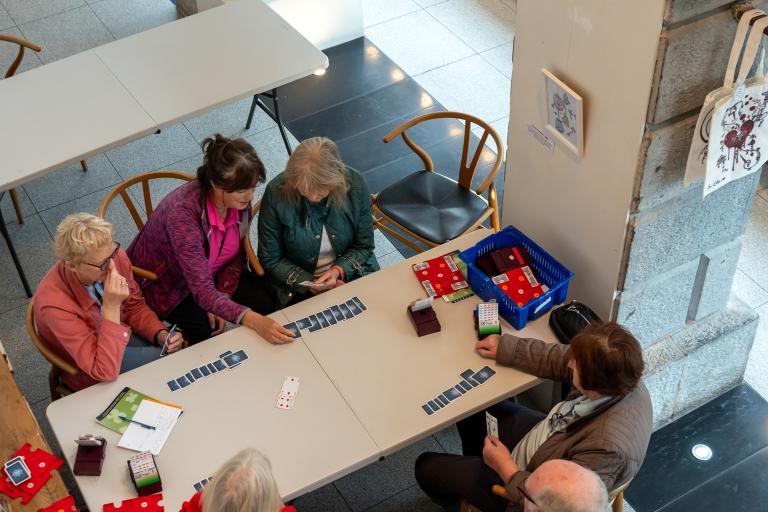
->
[[548, 300, 601, 344]]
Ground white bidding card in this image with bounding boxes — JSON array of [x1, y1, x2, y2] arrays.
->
[[486, 412, 499, 439]]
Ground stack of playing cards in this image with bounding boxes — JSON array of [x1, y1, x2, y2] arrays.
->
[[0, 444, 64, 504], [193, 476, 213, 492], [282, 296, 367, 338], [420, 366, 497, 416], [275, 376, 301, 410], [486, 412, 499, 438], [167, 349, 248, 392]]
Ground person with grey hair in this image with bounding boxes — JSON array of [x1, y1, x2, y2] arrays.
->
[[520, 460, 608, 512], [258, 137, 379, 308], [179, 448, 296, 512]]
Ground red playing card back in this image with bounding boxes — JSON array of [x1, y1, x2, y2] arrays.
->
[[492, 266, 545, 307], [412, 253, 469, 298]]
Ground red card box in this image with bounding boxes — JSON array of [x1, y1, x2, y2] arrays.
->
[[492, 266, 545, 307]]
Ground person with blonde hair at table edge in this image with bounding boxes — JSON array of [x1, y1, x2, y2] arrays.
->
[[34, 213, 183, 391], [128, 134, 293, 344], [180, 448, 296, 512]]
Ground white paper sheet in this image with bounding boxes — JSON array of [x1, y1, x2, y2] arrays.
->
[[117, 399, 183, 455]]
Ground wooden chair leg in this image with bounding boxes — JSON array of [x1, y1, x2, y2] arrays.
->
[[49, 367, 61, 401], [80, 160, 88, 172], [8, 188, 24, 224]]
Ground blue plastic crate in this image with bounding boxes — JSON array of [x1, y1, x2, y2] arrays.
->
[[458, 226, 574, 330]]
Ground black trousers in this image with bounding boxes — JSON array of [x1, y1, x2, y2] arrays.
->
[[415, 401, 546, 511], [165, 270, 274, 344]]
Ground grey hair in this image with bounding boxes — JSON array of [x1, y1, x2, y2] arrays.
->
[[280, 137, 350, 211], [201, 448, 282, 512], [531, 470, 608, 512]]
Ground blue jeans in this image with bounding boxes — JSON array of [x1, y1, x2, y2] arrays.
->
[[119, 334, 163, 373]]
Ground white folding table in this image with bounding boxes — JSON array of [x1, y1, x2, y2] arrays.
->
[[46, 313, 380, 511]]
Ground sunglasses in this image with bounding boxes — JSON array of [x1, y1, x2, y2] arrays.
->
[[517, 483, 537, 506], [84, 242, 120, 271]]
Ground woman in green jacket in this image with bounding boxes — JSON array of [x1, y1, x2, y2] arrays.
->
[[258, 137, 380, 308]]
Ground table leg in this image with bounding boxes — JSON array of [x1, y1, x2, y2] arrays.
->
[[245, 88, 292, 155], [0, 195, 33, 297]]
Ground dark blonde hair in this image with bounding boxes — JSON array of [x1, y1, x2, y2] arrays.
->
[[197, 134, 266, 196], [280, 137, 349, 210], [201, 448, 281, 512]]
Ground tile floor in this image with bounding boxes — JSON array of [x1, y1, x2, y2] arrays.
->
[[0, 0, 765, 511]]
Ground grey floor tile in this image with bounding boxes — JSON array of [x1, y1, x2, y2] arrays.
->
[[334, 435, 443, 511], [427, 0, 515, 53], [24, 154, 121, 212], [90, 0, 178, 39], [2, 0, 84, 25], [0, 303, 52, 404], [730, 269, 768, 310], [759, 186, 768, 202], [18, 5, 112, 63], [432, 423, 462, 454], [105, 123, 200, 180], [292, 483, 352, 512], [480, 42, 513, 79], [738, 194, 768, 292], [39, 187, 145, 249], [1, 186, 36, 225], [745, 303, 768, 401], [378, 250, 406, 268], [374, 229, 399, 259], [0, 214, 56, 313], [415, 54, 510, 123], [183, 96, 276, 144], [0, 25, 44, 76], [363, 0, 420, 28], [366, 484, 443, 512], [0, 2, 13, 29], [364, 10, 474, 76]]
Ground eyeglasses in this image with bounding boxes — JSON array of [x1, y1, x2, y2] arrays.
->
[[517, 483, 537, 506], [84, 242, 120, 271]]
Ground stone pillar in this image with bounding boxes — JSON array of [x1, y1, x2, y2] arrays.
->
[[503, 0, 760, 430], [619, 0, 760, 428]]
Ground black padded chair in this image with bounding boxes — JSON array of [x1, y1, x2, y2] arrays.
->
[[372, 111, 503, 252]]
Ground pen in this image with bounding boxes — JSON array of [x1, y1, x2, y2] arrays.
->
[[160, 324, 177, 356], [119, 415, 157, 430]]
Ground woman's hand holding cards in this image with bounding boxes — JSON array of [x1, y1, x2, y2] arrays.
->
[[245, 311, 295, 344]]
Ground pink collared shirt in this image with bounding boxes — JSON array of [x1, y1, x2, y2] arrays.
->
[[205, 195, 241, 275]]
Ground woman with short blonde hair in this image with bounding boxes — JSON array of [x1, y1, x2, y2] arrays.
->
[[258, 137, 379, 308], [181, 448, 295, 512], [35, 213, 183, 392]]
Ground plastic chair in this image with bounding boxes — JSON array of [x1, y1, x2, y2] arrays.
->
[[489, 477, 633, 512], [25, 299, 78, 401], [1, 34, 88, 224], [97, 171, 264, 279], [371, 111, 503, 253]]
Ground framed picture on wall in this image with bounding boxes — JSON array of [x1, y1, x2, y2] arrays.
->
[[542, 69, 584, 156]]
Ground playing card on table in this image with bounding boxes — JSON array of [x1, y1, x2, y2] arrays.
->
[[317, 313, 330, 328], [460, 369, 479, 386], [486, 412, 499, 439], [275, 392, 294, 410], [0, 444, 63, 503], [421, 404, 433, 415], [167, 380, 180, 392], [330, 306, 345, 321], [275, 376, 301, 409], [322, 310, 337, 325], [442, 387, 461, 402], [346, 299, 362, 315], [283, 322, 300, 337], [351, 296, 367, 311], [339, 303, 354, 319], [472, 366, 497, 384], [222, 350, 248, 369], [4, 458, 30, 485], [199, 365, 211, 377], [296, 317, 313, 331], [191, 368, 202, 379], [307, 314, 322, 332], [176, 376, 191, 388]]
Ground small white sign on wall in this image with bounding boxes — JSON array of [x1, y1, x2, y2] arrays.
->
[[526, 123, 555, 153]]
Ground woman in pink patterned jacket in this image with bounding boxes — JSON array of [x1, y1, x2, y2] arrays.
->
[[128, 134, 294, 345]]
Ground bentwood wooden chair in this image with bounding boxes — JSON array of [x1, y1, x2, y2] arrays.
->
[[1, 34, 88, 224], [485, 477, 633, 512], [371, 111, 503, 253], [26, 299, 78, 401], [97, 171, 264, 279]]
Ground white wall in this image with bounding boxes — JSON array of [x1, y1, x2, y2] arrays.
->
[[501, 0, 666, 318], [199, 0, 363, 50]]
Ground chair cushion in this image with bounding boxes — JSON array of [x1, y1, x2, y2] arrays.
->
[[376, 171, 489, 244]]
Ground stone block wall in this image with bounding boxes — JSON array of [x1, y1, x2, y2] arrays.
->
[[618, 0, 763, 428]]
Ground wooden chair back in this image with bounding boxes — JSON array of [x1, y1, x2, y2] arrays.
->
[[244, 201, 265, 276], [25, 299, 78, 401], [0, 33, 41, 79], [382, 111, 504, 194]]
